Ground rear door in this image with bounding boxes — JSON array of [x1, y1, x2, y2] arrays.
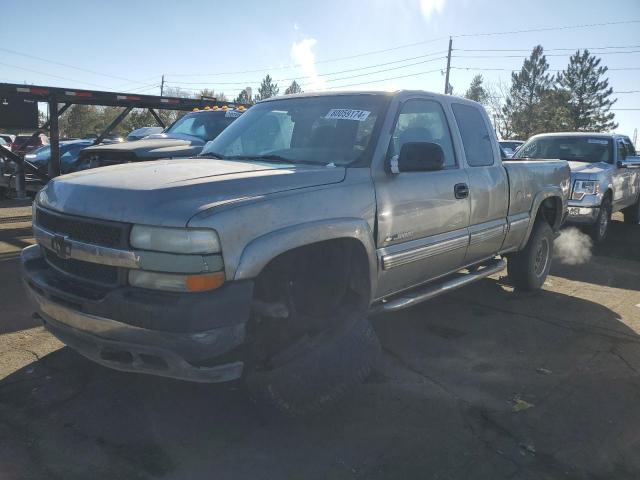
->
[[450, 103, 509, 264], [373, 96, 470, 298]]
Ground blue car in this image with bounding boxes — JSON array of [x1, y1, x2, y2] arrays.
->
[[24, 139, 95, 174]]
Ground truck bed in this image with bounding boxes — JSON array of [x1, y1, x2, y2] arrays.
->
[[503, 159, 570, 218]]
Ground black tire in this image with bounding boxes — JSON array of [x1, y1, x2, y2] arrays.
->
[[622, 195, 640, 225], [507, 220, 554, 291], [245, 313, 381, 419], [589, 197, 611, 244]]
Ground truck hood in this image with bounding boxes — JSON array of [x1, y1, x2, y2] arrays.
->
[[567, 161, 611, 179], [38, 158, 346, 226], [81, 134, 204, 159]]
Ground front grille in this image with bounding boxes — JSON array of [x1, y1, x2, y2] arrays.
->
[[36, 208, 128, 248], [44, 249, 119, 286]]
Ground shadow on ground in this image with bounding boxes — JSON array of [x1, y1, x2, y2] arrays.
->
[[2, 277, 639, 480]]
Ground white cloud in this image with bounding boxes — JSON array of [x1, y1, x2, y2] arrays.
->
[[290, 38, 326, 91], [293, 22, 300, 31], [419, 0, 445, 19]]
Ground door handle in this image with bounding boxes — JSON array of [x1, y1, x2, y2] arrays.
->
[[454, 183, 469, 199]]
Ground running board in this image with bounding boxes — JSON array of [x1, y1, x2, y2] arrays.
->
[[376, 258, 507, 313]]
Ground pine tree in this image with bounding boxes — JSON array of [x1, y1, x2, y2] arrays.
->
[[536, 89, 572, 133], [503, 45, 553, 138], [557, 50, 617, 131], [284, 80, 303, 95], [464, 74, 488, 104], [234, 88, 252, 104], [254, 75, 279, 101]]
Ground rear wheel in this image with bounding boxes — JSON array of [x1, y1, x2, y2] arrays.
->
[[622, 195, 640, 225], [589, 197, 611, 244], [245, 241, 380, 419], [507, 220, 553, 291]]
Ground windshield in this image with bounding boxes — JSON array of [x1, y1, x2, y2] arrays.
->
[[165, 111, 239, 141], [513, 136, 613, 163], [200, 94, 390, 166]]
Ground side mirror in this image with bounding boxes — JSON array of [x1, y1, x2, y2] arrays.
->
[[389, 142, 444, 173]]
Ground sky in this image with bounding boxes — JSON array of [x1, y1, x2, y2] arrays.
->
[[0, 0, 639, 139]]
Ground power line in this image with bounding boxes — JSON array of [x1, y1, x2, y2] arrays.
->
[[0, 47, 151, 85], [317, 68, 443, 91], [167, 20, 640, 78], [453, 50, 640, 59], [166, 55, 446, 87], [0, 60, 111, 89], [455, 44, 640, 52], [167, 51, 446, 84], [453, 19, 640, 38], [167, 39, 449, 77], [451, 66, 640, 72]]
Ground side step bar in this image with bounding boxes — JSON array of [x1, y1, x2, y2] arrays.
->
[[376, 258, 507, 313]]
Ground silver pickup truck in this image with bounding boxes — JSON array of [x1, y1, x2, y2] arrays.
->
[[21, 91, 570, 416], [514, 133, 640, 243]]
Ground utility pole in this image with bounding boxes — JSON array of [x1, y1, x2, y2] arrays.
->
[[444, 37, 452, 95], [160, 74, 165, 96]]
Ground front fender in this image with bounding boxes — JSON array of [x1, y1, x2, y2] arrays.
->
[[234, 218, 378, 301]]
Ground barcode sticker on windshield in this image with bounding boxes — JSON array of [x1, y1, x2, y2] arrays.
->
[[587, 139, 608, 144], [325, 109, 371, 121]]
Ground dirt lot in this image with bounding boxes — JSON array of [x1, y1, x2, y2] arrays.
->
[[1, 200, 639, 480]]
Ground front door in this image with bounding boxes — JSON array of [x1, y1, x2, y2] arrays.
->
[[373, 97, 470, 298]]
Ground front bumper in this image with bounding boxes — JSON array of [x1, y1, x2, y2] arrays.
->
[[566, 205, 600, 225], [21, 244, 253, 383]]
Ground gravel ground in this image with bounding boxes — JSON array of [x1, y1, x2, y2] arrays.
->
[[1, 201, 639, 480]]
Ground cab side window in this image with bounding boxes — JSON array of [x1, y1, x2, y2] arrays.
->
[[617, 139, 628, 160], [451, 103, 495, 167], [389, 99, 456, 168], [625, 139, 637, 156]]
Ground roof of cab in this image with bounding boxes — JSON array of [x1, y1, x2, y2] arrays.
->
[[529, 132, 627, 140], [259, 89, 480, 105]]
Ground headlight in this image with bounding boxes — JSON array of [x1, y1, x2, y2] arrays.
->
[[571, 180, 599, 200], [129, 270, 225, 292], [130, 225, 221, 254]]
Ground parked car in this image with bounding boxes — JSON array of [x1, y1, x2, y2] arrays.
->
[[11, 133, 49, 157], [23, 139, 96, 174], [22, 91, 569, 416], [74, 108, 245, 172], [499, 140, 525, 158], [0, 134, 16, 145], [513, 132, 640, 243], [126, 126, 164, 141]]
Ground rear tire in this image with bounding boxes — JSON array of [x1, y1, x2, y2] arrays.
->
[[589, 197, 611, 244], [622, 195, 640, 225], [507, 220, 554, 291]]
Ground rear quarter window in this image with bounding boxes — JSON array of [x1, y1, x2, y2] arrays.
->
[[451, 103, 495, 167]]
